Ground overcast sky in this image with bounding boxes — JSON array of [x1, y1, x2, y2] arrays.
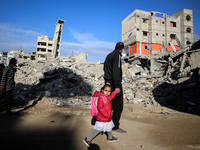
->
[[0, 0, 199, 62]]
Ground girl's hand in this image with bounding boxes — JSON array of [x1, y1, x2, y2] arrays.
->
[[115, 88, 120, 94]]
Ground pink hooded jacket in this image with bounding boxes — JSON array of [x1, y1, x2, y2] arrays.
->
[[93, 90, 117, 122]]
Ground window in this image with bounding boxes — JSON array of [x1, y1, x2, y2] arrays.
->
[[39, 54, 45, 58], [170, 34, 176, 39], [186, 15, 191, 21], [162, 21, 165, 24], [143, 31, 148, 36], [48, 49, 52, 52], [48, 44, 52, 46], [41, 48, 46, 52], [155, 13, 163, 18], [170, 21, 176, 27], [156, 33, 158, 36], [186, 27, 191, 33], [186, 41, 191, 45], [145, 46, 149, 49], [163, 34, 165, 37], [38, 42, 46, 46], [143, 18, 148, 23]]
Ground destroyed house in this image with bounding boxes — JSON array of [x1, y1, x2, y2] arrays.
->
[[122, 9, 194, 56], [37, 19, 65, 60]]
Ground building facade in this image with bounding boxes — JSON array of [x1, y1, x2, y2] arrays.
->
[[36, 19, 65, 60], [122, 9, 193, 56]]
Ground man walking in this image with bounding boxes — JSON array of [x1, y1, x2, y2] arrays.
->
[[104, 42, 127, 133], [0, 58, 17, 114]]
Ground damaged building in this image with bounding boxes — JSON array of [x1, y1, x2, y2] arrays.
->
[[0, 9, 200, 115], [36, 19, 65, 60], [122, 8, 194, 56], [0, 19, 65, 65], [122, 8, 200, 78]]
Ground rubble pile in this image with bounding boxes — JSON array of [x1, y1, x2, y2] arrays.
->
[[123, 40, 200, 114], [11, 40, 200, 115], [14, 54, 104, 108]]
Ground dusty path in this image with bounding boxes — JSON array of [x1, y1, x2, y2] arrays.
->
[[0, 97, 200, 150]]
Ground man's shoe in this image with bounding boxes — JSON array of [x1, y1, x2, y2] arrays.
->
[[107, 136, 118, 142], [112, 128, 127, 133], [83, 138, 92, 147]]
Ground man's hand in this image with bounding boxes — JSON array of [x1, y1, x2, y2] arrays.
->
[[115, 88, 120, 94]]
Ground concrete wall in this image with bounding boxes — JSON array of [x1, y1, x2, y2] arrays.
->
[[122, 9, 194, 56]]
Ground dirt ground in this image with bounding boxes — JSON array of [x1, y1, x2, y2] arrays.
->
[[0, 97, 200, 150]]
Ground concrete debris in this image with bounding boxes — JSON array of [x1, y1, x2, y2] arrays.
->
[[6, 41, 200, 115], [123, 40, 200, 114]]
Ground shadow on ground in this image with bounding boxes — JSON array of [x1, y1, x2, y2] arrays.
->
[[152, 68, 200, 115], [0, 67, 96, 150]]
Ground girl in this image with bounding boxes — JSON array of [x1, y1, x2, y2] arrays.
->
[[83, 84, 118, 147]]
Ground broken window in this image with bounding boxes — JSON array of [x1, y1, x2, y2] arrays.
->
[[145, 46, 149, 49], [37, 42, 46, 46], [186, 15, 191, 21], [37, 48, 46, 52], [48, 49, 52, 52], [31, 56, 36, 60], [186, 27, 191, 33], [143, 18, 148, 23], [163, 34, 165, 37], [162, 21, 165, 24], [41, 48, 46, 52], [155, 13, 163, 18], [48, 44, 52, 46], [38, 54, 45, 58], [186, 41, 191, 45], [156, 33, 158, 36], [143, 31, 148, 36], [170, 21, 176, 27], [170, 34, 176, 39], [23, 56, 28, 59]]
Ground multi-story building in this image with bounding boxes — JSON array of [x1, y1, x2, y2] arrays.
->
[[36, 19, 65, 60], [0, 19, 65, 65], [122, 9, 194, 56]]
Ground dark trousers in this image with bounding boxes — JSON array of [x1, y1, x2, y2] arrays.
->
[[5, 90, 13, 112], [105, 81, 123, 129]]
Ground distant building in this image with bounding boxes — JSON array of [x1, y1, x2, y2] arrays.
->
[[122, 9, 194, 56], [0, 51, 9, 65], [0, 19, 65, 65], [36, 19, 65, 60]]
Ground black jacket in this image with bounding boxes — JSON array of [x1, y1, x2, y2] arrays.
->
[[104, 49, 122, 88]]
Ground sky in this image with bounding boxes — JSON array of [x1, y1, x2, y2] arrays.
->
[[0, 0, 200, 62]]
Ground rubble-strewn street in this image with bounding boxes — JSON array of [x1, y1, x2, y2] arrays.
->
[[0, 40, 200, 150]]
